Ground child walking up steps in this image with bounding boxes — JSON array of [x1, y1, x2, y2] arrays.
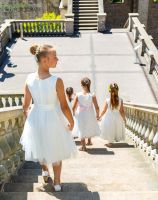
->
[[72, 77, 101, 151], [20, 44, 77, 192], [99, 83, 126, 147]]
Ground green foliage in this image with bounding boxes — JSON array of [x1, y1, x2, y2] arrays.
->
[[22, 12, 63, 34], [36, 12, 61, 20], [153, 0, 158, 3]]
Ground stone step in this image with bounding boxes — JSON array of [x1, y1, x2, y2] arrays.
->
[[1, 192, 158, 200], [73, 7, 99, 10], [75, 27, 97, 31], [74, 16, 98, 20], [73, 6, 99, 9], [11, 175, 48, 183], [74, 0, 98, 2], [21, 161, 41, 169], [73, 10, 98, 13], [73, 3, 98, 6], [0, 192, 93, 200], [18, 168, 42, 176], [74, 20, 98, 23], [74, 23, 98, 27], [74, 0, 98, 1], [75, 13, 97, 16], [3, 182, 90, 192]]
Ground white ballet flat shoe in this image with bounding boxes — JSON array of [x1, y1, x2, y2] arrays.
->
[[54, 184, 61, 192], [42, 171, 49, 182]]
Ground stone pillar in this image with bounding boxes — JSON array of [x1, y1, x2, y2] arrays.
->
[[97, 13, 107, 32], [137, 0, 150, 27], [128, 13, 139, 32], [65, 18, 74, 36]]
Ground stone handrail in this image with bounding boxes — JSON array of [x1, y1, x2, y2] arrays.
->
[[128, 13, 158, 75], [0, 107, 25, 187], [124, 103, 158, 161], [0, 20, 12, 53], [0, 94, 24, 108], [97, 0, 107, 32]]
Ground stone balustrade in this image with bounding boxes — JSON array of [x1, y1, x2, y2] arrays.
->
[[128, 13, 158, 76], [124, 103, 158, 163], [0, 107, 25, 186], [11, 19, 66, 37], [0, 17, 74, 64], [0, 94, 23, 108]]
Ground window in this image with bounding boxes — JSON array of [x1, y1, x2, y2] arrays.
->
[[110, 0, 124, 3]]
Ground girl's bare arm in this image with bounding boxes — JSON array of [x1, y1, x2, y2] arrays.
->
[[92, 95, 100, 119], [99, 100, 108, 119], [56, 78, 74, 130], [23, 83, 32, 117], [72, 96, 78, 116]]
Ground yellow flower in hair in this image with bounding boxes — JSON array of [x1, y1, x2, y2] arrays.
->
[[108, 85, 111, 92]]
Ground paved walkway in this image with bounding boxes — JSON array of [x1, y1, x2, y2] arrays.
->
[[0, 30, 156, 105], [1, 137, 158, 199]]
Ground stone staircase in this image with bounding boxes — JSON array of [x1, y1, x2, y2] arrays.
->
[[1, 138, 158, 199], [73, 0, 99, 32]]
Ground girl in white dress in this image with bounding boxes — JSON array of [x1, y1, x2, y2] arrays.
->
[[66, 87, 74, 111], [72, 77, 100, 151], [99, 83, 126, 147], [20, 44, 77, 192], [66, 87, 79, 139]]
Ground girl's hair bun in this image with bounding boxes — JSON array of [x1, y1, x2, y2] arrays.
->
[[30, 44, 38, 55]]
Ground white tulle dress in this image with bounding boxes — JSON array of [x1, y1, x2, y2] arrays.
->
[[20, 73, 77, 165], [73, 92, 101, 139], [100, 98, 125, 143]]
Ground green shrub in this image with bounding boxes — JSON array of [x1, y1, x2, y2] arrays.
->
[[22, 12, 63, 34]]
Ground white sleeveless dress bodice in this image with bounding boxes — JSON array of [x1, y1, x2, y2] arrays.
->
[[73, 92, 100, 139], [100, 98, 125, 142], [20, 73, 77, 165]]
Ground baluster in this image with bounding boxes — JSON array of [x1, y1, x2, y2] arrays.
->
[[16, 22, 20, 34], [12, 22, 16, 33], [33, 22, 36, 35], [0, 97, 4, 108], [61, 22, 66, 33], [5, 97, 10, 107], [48, 21, 51, 34], [18, 96, 23, 106], [26, 22, 29, 33], [11, 96, 17, 107]]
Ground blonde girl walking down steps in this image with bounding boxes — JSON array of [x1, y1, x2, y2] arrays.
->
[[20, 44, 77, 192]]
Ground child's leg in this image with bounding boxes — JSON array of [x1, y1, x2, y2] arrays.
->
[[79, 138, 87, 151], [86, 138, 93, 145], [41, 164, 50, 182], [53, 161, 62, 185], [41, 164, 49, 174]]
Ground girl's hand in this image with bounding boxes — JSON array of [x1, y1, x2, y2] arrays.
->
[[68, 123, 74, 131], [96, 115, 100, 120]]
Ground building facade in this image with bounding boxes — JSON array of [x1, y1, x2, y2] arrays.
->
[[0, 0, 61, 23]]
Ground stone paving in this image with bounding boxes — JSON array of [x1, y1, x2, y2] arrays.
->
[[0, 30, 157, 105]]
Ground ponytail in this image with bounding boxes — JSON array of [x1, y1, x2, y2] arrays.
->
[[109, 83, 119, 109], [81, 77, 91, 93]]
